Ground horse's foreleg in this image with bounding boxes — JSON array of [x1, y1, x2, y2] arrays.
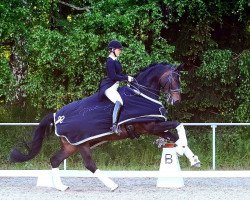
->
[[153, 121, 187, 146], [153, 130, 178, 142], [151, 121, 180, 133], [175, 124, 187, 148], [152, 121, 187, 152], [173, 124, 200, 167], [171, 125, 200, 167], [151, 121, 201, 167], [182, 146, 201, 167], [78, 143, 118, 191]]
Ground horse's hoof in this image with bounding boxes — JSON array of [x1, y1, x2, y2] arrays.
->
[[111, 184, 119, 191], [190, 155, 201, 168], [192, 162, 201, 168], [54, 184, 69, 191]]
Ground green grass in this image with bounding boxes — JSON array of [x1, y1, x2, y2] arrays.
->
[[1, 126, 249, 171]]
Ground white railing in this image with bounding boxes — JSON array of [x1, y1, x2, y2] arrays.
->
[[1, 122, 250, 170], [182, 123, 250, 170]]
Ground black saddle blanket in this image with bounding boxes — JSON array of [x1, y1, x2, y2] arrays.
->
[[54, 86, 166, 145]]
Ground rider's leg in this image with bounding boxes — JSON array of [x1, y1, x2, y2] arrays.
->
[[111, 101, 122, 134], [105, 82, 123, 134]]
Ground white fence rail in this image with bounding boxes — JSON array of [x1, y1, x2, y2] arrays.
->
[[1, 170, 250, 178], [1, 122, 250, 170], [183, 123, 250, 170]]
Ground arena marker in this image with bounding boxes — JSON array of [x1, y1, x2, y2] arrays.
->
[[157, 143, 184, 188]]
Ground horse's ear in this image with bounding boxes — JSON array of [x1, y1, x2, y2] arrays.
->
[[175, 63, 185, 71]]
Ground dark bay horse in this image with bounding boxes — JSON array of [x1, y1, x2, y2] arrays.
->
[[10, 63, 200, 191]]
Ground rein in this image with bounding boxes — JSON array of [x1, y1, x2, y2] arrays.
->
[[130, 69, 181, 101], [130, 80, 160, 98], [128, 85, 163, 105]]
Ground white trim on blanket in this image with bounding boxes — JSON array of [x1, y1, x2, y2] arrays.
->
[[53, 113, 166, 146], [118, 114, 166, 125], [54, 113, 114, 145]]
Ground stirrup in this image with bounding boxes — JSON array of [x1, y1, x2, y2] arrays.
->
[[111, 124, 121, 135]]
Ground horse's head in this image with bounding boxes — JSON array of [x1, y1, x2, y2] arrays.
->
[[159, 64, 182, 105], [133, 62, 183, 105]]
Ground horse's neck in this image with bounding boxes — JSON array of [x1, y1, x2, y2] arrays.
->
[[137, 80, 160, 100], [135, 66, 165, 99]]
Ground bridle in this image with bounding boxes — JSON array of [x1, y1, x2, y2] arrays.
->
[[129, 69, 181, 102], [159, 70, 181, 94]]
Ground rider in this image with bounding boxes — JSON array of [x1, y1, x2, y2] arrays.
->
[[99, 40, 134, 134]]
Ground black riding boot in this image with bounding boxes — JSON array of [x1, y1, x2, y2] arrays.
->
[[111, 101, 122, 135]]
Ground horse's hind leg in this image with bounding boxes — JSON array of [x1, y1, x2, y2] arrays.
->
[[78, 142, 118, 191], [50, 138, 77, 168], [49, 138, 78, 191]]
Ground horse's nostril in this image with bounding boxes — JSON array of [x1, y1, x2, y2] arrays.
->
[[173, 100, 180, 105]]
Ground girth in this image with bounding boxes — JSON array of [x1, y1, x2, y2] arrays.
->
[[125, 124, 140, 139]]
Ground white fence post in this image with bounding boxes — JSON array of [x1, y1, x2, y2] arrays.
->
[[211, 124, 217, 170], [63, 159, 67, 170]]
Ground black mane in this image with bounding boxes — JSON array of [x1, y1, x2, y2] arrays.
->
[[134, 62, 174, 79]]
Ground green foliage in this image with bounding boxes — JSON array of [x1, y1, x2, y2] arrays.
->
[[0, 53, 14, 102], [164, 0, 250, 21], [235, 50, 250, 121], [216, 126, 250, 169], [0, 0, 249, 121], [0, 0, 176, 112], [199, 50, 233, 83], [161, 0, 250, 122], [164, 0, 208, 21], [0, 0, 250, 170], [176, 48, 249, 122]]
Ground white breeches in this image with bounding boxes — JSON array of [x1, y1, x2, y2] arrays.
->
[[105, 82, 123, 105]]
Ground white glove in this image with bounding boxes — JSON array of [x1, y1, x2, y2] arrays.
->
[[128, 76, 134, 82]]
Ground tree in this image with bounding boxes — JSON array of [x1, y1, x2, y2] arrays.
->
[[0, 0, 249, 122], [161, 0, 250, 122]]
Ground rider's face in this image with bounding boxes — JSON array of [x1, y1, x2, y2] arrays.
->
[[114, 48, 122, 57]]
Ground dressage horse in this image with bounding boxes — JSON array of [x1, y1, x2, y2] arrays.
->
[[10, 63, 200, 191]]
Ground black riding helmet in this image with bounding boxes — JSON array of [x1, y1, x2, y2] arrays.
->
[[108, 40, 123, 50]]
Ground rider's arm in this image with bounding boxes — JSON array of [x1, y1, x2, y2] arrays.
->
[[106, 59, 128, 82]]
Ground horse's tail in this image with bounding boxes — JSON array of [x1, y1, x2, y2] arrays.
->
[[10, 113, 54, 163]]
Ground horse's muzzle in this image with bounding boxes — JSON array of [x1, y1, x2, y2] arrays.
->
[[172, 99, 180, 105]]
